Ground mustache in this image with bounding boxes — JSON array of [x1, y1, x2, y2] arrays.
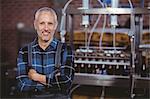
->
[[42, 30, 50, 33]]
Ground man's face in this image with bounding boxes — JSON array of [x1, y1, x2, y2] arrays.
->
[[34, 12, 57, 42]]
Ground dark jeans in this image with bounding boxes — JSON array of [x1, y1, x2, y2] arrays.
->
[[29, 90, 71, 99], [30, 93, 70, 99], [17, 90, 70, 99]]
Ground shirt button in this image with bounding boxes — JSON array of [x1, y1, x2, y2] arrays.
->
[[34, 88, 38, 92]]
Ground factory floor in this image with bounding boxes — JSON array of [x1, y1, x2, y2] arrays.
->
[[1, 76, 149, 99], [71, 85, 149, 99]]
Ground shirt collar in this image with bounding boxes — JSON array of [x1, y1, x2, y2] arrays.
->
[[50, 38, 58, 49], [32, 37, 58, 50]]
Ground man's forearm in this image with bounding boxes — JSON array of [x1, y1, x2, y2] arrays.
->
[[35, 73, 46, 85], [28, 69, 46, 85]]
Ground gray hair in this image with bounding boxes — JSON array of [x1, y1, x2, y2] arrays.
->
[[34, 7, 58, 24]]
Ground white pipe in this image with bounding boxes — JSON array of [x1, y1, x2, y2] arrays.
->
[[60, 0, 73, 43], [110, 0, 119, 26], [82, 0, 89, 26], [87, 0, 105, 48]]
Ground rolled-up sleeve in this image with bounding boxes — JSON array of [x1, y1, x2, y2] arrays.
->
[[16, 48, 36, 92]]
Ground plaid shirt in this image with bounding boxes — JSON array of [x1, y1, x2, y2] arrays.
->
[[16, 38, 74, 92]]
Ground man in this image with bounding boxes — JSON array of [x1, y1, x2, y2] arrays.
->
[[16, 7, 74, 99]]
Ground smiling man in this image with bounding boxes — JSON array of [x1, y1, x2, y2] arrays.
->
[[16, 7, 74, 99]]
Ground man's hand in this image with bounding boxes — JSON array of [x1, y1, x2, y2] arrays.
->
[[56, 72, 60, 76], [28, 69, 46, 85], [28, 69, 38, 81]]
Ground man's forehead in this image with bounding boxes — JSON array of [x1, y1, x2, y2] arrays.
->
[[38, 11, 53, 17], [36, 11, 55, 20]]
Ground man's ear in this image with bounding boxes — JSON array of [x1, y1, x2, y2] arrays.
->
[[54, 22, 58, 30], [34, 20, 37, 30]]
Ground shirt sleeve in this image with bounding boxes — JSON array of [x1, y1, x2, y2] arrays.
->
[[46, 43, 75, 91], [16, 47, 37, 92]]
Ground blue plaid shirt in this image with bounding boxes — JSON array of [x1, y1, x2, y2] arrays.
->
[[16, 38, 74, 92]]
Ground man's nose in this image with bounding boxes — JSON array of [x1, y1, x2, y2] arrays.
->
[[44, 24, 49, 30]]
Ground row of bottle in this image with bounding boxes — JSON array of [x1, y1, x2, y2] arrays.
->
[[75, 49, 130, 58], [75, 58, 130, 64], [74, 63, 149, 77], [74, 64, 129, 76]]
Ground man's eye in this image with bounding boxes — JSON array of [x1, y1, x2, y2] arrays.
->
[[40, 22, 44, 25], [48, 22, 53, 25]]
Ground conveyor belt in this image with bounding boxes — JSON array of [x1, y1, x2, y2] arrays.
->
[[73, 73, 150, 88]]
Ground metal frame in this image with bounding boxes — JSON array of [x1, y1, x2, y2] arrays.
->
[[66, 8, 150, 98], [67, 8, 150, 15], [73, 73, 150, 88]]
